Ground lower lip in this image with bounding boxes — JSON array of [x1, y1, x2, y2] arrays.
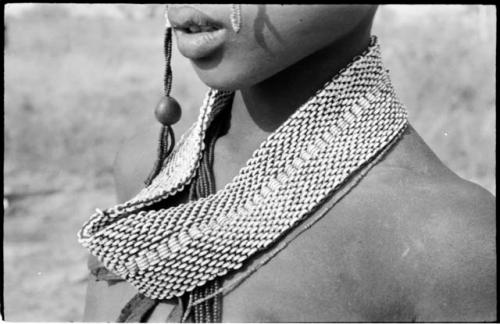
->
[[174, 29, 227, 60]]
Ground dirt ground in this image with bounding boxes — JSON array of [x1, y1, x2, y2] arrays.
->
[[4, 178, 114, 321]]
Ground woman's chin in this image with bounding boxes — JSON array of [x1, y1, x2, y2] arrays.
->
[[188, 55, 242, 90], [193, 69, 249, 91]]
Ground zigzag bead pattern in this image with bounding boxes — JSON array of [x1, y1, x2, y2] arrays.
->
[[78, 37, 408, 300]]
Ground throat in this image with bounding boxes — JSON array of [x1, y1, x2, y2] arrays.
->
[[212, 128, 267, 193], [228, 29, 372, 135], [215, 33, 374, 192], [210, 92, 278, 193]]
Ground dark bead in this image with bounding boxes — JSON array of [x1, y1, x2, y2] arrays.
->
[[155, 96, 182, 126]]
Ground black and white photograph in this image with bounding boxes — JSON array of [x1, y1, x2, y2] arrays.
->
[[3, 4, 496, 322]]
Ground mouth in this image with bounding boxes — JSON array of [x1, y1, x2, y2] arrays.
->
[[173, 20, 221, 34], [168, 5, 228, 60]]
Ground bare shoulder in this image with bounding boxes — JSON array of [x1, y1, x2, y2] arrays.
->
[[112, 120, 159, 202], [222, 125, 495, 322], [83, 115, 197, 321], [113, 117, 195, 202], [405, 176, 496, 321], [324, 126, 496, 321]]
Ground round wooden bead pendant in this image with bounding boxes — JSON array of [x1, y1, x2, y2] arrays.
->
[[155, 96, 182, 126]]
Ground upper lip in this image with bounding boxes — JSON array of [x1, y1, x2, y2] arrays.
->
[[167, 5, 224, 33]]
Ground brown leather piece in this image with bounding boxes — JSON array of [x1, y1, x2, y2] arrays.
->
[[88, 254, 124, 282], [116, 293, 159, 322]]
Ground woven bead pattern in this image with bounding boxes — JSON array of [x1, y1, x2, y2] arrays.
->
[[78, 37, 408, 300]]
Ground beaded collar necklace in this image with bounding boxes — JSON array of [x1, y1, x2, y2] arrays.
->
[[78, 37, 408, 301]]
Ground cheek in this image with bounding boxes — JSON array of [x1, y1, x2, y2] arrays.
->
[[187, 5, 314, 90], [190, 29, 316, 90], [188, 5, 374, 90], [190, 49, 275, 90]]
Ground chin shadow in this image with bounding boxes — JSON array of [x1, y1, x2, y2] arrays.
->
[[190, 48, 237, 90], [191, 47, 224, 71]]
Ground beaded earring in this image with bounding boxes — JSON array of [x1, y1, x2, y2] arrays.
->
[[144, 6, 182, 186], [230, 4, 242, 33]]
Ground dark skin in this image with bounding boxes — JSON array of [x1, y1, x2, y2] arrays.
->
[[83, 5, 496, 322]]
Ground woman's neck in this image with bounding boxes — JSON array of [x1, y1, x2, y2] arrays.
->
[[227, 24, 373, 145]]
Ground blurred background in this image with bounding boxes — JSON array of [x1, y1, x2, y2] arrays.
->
[[3, 4, 496, 322]]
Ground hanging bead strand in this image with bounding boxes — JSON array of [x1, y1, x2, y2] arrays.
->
[[145, 7, 182, 186]]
